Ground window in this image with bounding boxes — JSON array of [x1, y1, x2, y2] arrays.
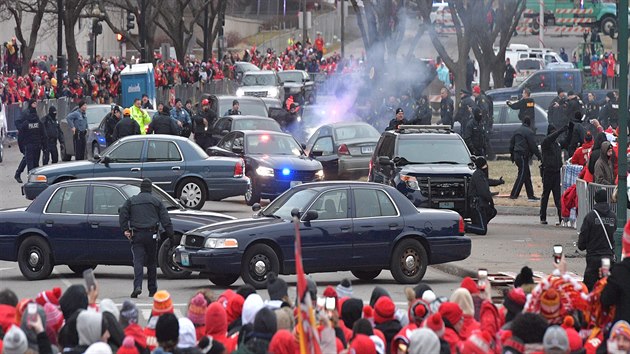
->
[[334, 125, 380, 141], [215, 119, 231, 133], [525, 73, 551, 93], [505, 107, 522, 124], [46, 186, 88, 214], [147, 141, 182, 162], [232, 135, 244, 151], [219, 134, 234, 150], [555, 72, 576, 92], [379, 135, 396, 158], [92, 186, 126, 215], [354, 189, 397, 218], [107, 141, 143, 163], [308, 190, 348, 220], [312, 137, 334, 156]]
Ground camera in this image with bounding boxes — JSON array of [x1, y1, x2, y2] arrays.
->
[[477, 269, 488, 290]]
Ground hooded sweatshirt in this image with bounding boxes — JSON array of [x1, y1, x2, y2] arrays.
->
[[408, 328, 441, 354], [588, 132, 608, 175], [77, 311, 104, 346], [449, 289, 479, 339], [205, 302, 236, 352], [594, 141, 615, 184]]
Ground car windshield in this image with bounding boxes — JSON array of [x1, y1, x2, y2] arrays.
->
[[86, 106, 111, 125], [242, 74, 277, 86], [278, 72, 304, 83], [120, 184, 182, 210], [397, 138, 471, 164], [262, 188, 319, 219], [237, 62, 260, 71], [220, 99, 268, 117], [334, 125, 380, 141], [233, 119, 281, 132], [246, 134, 303, 156], [516, 60, 542, 71]]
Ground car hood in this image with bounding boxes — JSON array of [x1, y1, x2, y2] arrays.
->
[[189, 217, 287, 236], [168, 209, 236, 224], [283, 82, 303, 88], [30, 160, 96, 175], [401, 164, 473, 176], [251, 155, 322, 170], [242, 85, 278, 90]]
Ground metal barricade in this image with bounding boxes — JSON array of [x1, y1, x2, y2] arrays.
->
[[576, 179, 617, 230]]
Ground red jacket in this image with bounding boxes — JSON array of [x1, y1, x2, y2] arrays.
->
[[561, 184, 578, 218], [459, 315, 480, 339], [571, 140, 594, 166], [442, 327, 463, 353]]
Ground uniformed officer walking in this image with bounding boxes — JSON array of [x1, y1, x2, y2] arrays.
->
[[42, 106, 64, 165], [14, 113, 28, 183], [192, 99, 217, 149], [439, 88, 454, 128], [463, 108, 487, 156], [455, 89, 476, 133], [507, 88, 536, 132], [147, 105, 179, 135], [119, 178, 173, 298], [103, 106, 122, 146], [66, 100, 88, 160], [113, 108, 141, 141], [19, 99, 47, 172], [509, 117, 542, 201]]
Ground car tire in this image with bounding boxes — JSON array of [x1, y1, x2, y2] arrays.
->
[[68, 265, 97, 275], [176, 178, 207, 210], [245, 181, 261, 206], [18, 236, 54, 280], [390, 238, 428, 284], [60, 143, 72, 162], [208, 273, 240, 287], [601, 16, 617, 36], [241, 244, 280, 289], [158, 238, 192, 279], [351, 269, 382, 281]]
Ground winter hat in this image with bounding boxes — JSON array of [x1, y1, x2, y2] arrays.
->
[[611, 320, 630, 341], [473, 85, 481, 94], [155, 313, 179, 344], [254, 307, 277, 336], [187, 293, 208, 326], [341, 298, 364, 329], [395, 108, 404, 115], [349, 334, 377, 354], [177, 317, 197, 349], [624, 220, 630, 257], [503, 287, 527, 315], [450, 288, 474, 317], [306, 277, 317, 300], [336, 278, 353, 298], [413, 283, 434, 299], [540, 288, 561, 321], [422, 290, 437, 304], [100, 298, 120, 319], [140, 178, 153, 193], [226, 294, 244, 324], [35, 287, 62, 307], [117, 336, 139, 354], [85, 342, 113, 354], [369, 287, 390, 308], [3, 325, 28, 354], [423, 313, 445, 337], [266, 272, 288, 301], [594, 189, 608, 203], [374, 296, 395, 324], [269, 329, 298, 354], [561, 316, 583, 352], [474, 156, 487, 170], [119, 300, 139, 327], [59, 284, 88, 319], [44, 302, 64, 334], [458, 330, 493, 354], [152, 290, 174, 316], [438, 302, 463, 326], [408, 328, 440, 354], [408, 299, 430, 325], [543, 325, 569, 352], [363, 305, 374, 323], [460, 278, 479, 296], [323, 286, 338, 299], [236, 284, 257, 300], [513, 266, 534, 288], [242, 293, 264, 326]]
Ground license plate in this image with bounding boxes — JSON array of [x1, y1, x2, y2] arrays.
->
[[290, 181, 302, 188], [361, 146, 374, 154], [439, 202, 454, 209], [180, 253, 189, 266]]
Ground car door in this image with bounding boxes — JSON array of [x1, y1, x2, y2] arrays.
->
[[212, 118, 232, 143], [299, 188, 352, 272], [309, 135, 337, 177], [95, 140, 145, 177], [487, 105, 504, 151], [370, 134, 396, 184], [500, 106, 524, 151], [40, 185, 91, 262], [350, 188, 403, 267], [87, 185, 132, 263], [141, 140, 184, 194]]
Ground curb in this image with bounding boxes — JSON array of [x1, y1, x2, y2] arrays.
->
[[431, 263, 477, 279], [496, 205, 557, 217]]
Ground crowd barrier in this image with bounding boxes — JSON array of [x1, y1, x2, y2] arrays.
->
[[575, 178, 617, 230]]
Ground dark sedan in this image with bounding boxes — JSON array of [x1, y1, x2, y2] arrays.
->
[[23, 135, 248, 209], [202, 94, 269, 118], [0, 178, 234, 280], [207, 130, 324, 205], [211, 115, 282, 144], [174, 182, 471, 288]]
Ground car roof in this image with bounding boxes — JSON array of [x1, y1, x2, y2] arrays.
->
[[244, 71, 276, 75], [294, 181, 395, 190], [325, 122, 374, 128], [116, 134, 190, 143], [237, 130, 292, 137], [278, 70, 306, 74], [225, 115, 276, 120], [56, 177, 143, 187], [214, 95, 265, 102]]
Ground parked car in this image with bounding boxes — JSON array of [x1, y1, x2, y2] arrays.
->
[[236, 71, 285, 102], [514, 58, 545, 86], [89, 107, 156, 158], [23, 135, 248, 209], [278, 70, 316, 104], [233, 61, 261, 83], [0, 177, 234, 280], [174, 181, 471, 288], [59, 104, 112, 161], [301, 105, 362, 142], [211, 116, 282, 144], [208, 130, 323, 205], [203, 94, 269, 118], [305, 122, 380, 179]]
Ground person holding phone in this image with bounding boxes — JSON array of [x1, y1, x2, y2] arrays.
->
[[578, 189, 616, 291]]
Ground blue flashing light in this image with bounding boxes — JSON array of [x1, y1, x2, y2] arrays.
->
[[282, 168, 291, 176], [97, 136, 106, 144]]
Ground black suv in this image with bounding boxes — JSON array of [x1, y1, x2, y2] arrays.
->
[[368, 126, 474, 218]]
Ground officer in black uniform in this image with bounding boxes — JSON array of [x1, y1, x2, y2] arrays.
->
[[113, 108, 141, 141], [119, 178, 173, 298], [599, 91, 618, 129], [19, 99, 47, 172], [507, 88, 536, 132], [455, 89, 476, 133], [464, 108, 488, 156], [147, 105, 179, 136], [465, 156, 504, 235], [547, 88, 568, 129], [413, 95, 432, 125], [386, 108, 408, 131], [42, 106, 64, 165], [14, 114, 28, 183], [584, 92, 600, 123], [439, 88, 454, 127], [192, 99, 217, 149], [103, 106, 121, 146], [509, 117, 542, 201], [540, 123, 572, 225]]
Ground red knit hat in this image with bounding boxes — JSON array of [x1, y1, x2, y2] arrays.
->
[[540, 288, 561, 321], [373, 297, 395, 324], [36, 288, 62, 307], [458, 330, 493, 354], [363, 305, 374, 323], [439, 302, 463, 326], [424, 313, 445, 337], [623, 220, 630, 257], [322, 286, 338, 298], [349, 334, 376, 354], [460, 277, 479, 295], [561, 316, 583, 352], [408, 300, 430, 325], [117, 336, 140, 354], [187, 293, 207, 326], [43, 303, 64, 334], [152, 290, 174, 316]]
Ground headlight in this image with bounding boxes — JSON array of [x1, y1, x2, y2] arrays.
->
[[315, 169, 324, 180], [204, 238, 238, 249], [28, 174, 47, 183], [236, 88, 245, 97], [268, 87, 279, 97], [256, 166, 275, 177], [296, 116, 302, 122], [180, 235, 187, 245], [400, 175, 420, 190]]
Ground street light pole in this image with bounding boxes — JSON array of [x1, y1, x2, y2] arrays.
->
[[56, 0, 64, 85], [203, 4, 209, 62], [341, 0, 345, 57], [140, 0, 146, 62], [302, 0, 307, 43], [614, 0, 628, 260]]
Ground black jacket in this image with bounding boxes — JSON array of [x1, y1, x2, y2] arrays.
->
[[455, 94, 476, 127], [507, 97, 535, 124], [112, 116, 141, 141], [509, 124, 542, 160], [469, 168, 501, 207], [414, 103, 432, 125], [504, 64, 516, 86], [19, 107, 47, 147], [103, 112, 119, 145], [440, 97, 454, 125], [541, 126, 570, 173], [577, 202, 616, 257], [386, 118, 407, 131], [463, 119, 486, 155], [564, 96, 583, 124], [602, 258, 630, 324], [584, 100, 600, 121], [43, 113, 64, 144], [598, 98, 618, 126], [192, 109, 217, 135], [119, 191, 173, 236], [375, 319, 402, 354], [547, 96, 567, 128], [147, 113, 179, 135]]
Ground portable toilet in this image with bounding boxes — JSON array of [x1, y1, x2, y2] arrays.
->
[[120, 63, 156, 109]]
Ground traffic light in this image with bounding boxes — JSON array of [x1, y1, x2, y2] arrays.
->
[[116, 33, 125, 42], [126, 12, 135, 31], [92, 19, 102, 35]]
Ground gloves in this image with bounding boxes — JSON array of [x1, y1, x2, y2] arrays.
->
[[499, 176, 505, 185]]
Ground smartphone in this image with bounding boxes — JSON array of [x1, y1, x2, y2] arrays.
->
[[83, 268, 96, 291], [325, 297, 336, 311], [27, 303, 37, 322], [316, 297, 325, 309], [601, 257, 611, 277], [477, 269, 488, 290], [553, 245, 563, 264]]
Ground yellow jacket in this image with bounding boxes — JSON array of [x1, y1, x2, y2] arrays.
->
[[129, 105, 151, 134]]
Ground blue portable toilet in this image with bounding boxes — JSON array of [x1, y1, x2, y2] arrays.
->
[[120, 63, 156, 109]]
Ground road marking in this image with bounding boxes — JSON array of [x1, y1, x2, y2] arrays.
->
[[0, 267, 15, 272], [52, 269, 73, 288]]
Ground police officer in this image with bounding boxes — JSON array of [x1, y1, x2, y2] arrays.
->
[[507, 88, 536, 132], [192, 99, 217, 149], [504, 58, 516, 88], [225, 99, 242, 116], [584, 92, 600, 132], [439, 88, 454, 127], [547, 88, 568, 129], [103, 106, 121, 146], [413, 95, 432, 125], [147, 105, 179, 135], [66, 100, 88, 160], [19, 99, 47, 172], [540, 123, 572, 225], [465, 156, 504, 235], [119, 178, 173, 298], [42, 106, 64, 165], [386, 108, 408, 131], [170, 98, 192, 137], [13, 113, 28, 183], [113, 108, 141, 141], [509, 117, 542, 201], [455, 89, 476, 133], [473, 86, 493, 129], [464, 108, 487, 156], [599, 91, 618, 129]]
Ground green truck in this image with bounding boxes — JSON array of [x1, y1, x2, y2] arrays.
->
[[525, 0, 628, 36]]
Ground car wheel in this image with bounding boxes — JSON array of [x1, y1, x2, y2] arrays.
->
[[601, 16, 617, 36], [158, 238, 192, 279], [60, 143, 72, 161], [245, 181, 261, 206], [390, 238, 428, 284], [351, 269, 382, 281], [0, 144, 3, 163], [18, 236, 54, 280], [208, 273, 240, 286], [68, 265, 97, 275], [91, 142, 100, 159], [176, 178, 207, 210], [241, 244, 280, 289]]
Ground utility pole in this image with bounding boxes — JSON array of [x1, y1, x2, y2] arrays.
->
[[341, 0, 345, 57], [203, 4, 209, 62], [302, 0, 307, 43], [139, 0, 146, 62], [57, 0, 64, 85], [614, 0, 628, 260]]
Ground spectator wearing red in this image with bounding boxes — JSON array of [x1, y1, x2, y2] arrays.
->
[[450, 288, 480, 339], [438, 302, 464, 353], [374, 296, 402, 353]]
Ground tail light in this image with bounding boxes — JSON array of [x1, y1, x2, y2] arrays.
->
[[338, 144, 350, 155], [234, 159, 244, 177], [458, 217, 465, 235]]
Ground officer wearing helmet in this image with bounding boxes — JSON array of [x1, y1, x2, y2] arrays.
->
[[113, 108, 141, 141], [192, 98, 217, 149]]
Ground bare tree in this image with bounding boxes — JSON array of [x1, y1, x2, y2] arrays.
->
[[193, 0, 228, 59], [58, 0, 93, 77], [0, 0, 50, 75], [155, 0, 211, 63]]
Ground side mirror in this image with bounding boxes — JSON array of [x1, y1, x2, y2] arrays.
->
[[303, 210, 318, 222], [101, 156, 111, 165], [378, 156, 393, 166], [93, 153, 101, 161], [252, 203, 261, 212]]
